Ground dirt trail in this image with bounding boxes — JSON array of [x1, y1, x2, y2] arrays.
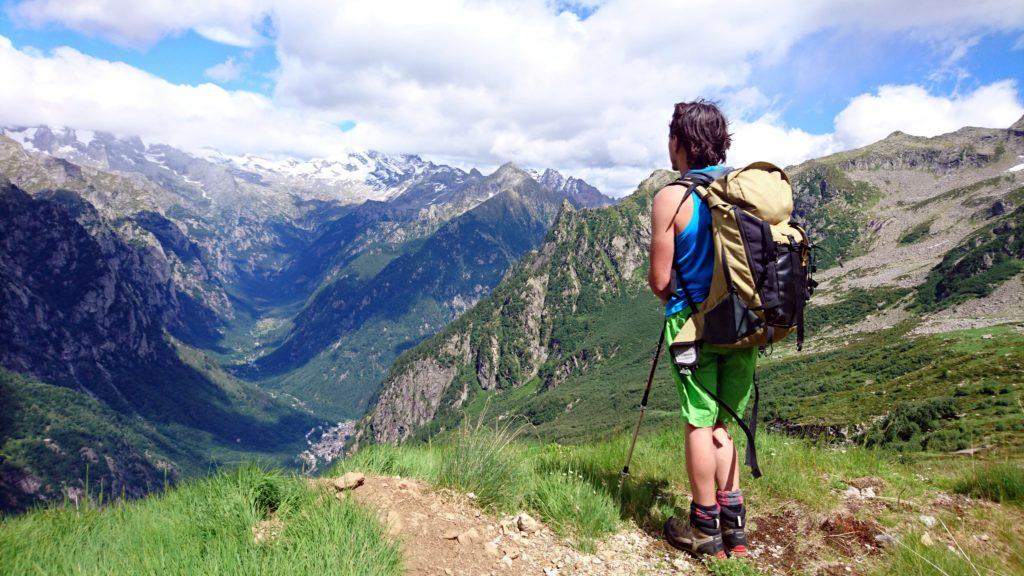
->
[[305, 473, 898, 576], [335, 474, 684, 576]]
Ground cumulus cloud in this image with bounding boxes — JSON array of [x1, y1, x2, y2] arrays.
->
[[5, 0, 1024, 194], [0, 37, 351, 157], [204, 56, 244, 82], [833, 81, 1024, 148], [8, 0, 272, 48]]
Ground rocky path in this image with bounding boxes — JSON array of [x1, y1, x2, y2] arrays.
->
[[319, 473, 686, 576]]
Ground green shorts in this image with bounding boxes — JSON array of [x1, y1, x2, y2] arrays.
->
[[664, 308, 756, 428]]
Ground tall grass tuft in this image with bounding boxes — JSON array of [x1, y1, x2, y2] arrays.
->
[[527, 470, 619, 552], [436, 414, 529, 511], [952, 462, 1024, 506], [876, 531, 996, 576]]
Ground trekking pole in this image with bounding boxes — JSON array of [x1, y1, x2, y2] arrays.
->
[[618, 323, 667, 497]]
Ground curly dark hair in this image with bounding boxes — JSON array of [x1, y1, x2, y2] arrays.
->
[[669, 99, 731, 168]]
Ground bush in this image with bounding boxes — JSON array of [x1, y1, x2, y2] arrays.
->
[[897, 219, 933, 245], [862, 398, 958, 451]]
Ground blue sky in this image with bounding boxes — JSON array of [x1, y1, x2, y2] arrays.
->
[[0, 13, 280, 94], [750, 29, 1024, 134], [1, 1, 1022, 195]]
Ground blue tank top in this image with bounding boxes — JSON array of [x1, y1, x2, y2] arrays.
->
[[664, 166, 730, 316]]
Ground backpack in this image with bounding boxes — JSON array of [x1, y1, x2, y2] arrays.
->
[[667, 162, 817, 477]]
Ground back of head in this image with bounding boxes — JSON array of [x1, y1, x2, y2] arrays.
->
[[669, 100, 731, 168]]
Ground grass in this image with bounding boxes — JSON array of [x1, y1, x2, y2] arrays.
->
[[341, 419, 1023, 574], [5, 422, 1022, 575], [340, 416, 620, 552], [0, 463, 401, 576], [913, 205, 1024, 312], [436, 415, 531, 509], [803, 286, 911, 336], [897, 218, 934, 245], [705, 557, 767, 576], [952, 463, 1024, 506], [877, 530, 1013, 576]]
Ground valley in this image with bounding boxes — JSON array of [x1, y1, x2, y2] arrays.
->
[[0, 125, 612, 511]]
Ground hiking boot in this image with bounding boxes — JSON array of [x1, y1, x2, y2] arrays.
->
[[719, 505, 749, 557], [663, 516, 726, 559]]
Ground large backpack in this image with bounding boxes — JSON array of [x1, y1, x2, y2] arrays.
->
[[667, 162, 817, 477]]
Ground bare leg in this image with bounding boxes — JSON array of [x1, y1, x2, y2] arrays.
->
[[712, 422, 740, 491], [684, 423, 717, 506]]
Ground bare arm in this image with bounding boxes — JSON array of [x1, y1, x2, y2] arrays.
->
[[648, 185, 690, 304]]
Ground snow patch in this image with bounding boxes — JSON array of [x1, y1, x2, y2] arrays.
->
[[2, 127, 39, 151]]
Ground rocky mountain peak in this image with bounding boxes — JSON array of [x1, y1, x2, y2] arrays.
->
[[1010, 113, 1024, 132], [492, 161, 529, 179]]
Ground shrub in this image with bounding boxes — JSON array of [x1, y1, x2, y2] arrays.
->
[[898, 219, 933, 245], [862, 398, 958, 451]]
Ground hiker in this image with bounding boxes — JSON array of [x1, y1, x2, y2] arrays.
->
[[647, 100, 751, 559]]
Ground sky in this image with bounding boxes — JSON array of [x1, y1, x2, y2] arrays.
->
[[1, 1, 1023, 196]]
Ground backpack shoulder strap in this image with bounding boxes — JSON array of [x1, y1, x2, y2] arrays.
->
[[667, 172, 713, 221]]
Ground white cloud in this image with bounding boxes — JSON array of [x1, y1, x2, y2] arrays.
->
[[0, 37, 351, 157], [729, 115, 839, 169], [204, 56, 244, 82], [9, 0, 272, 48], [4, 0, 1024, 194], [833, 81, 1024, 148]]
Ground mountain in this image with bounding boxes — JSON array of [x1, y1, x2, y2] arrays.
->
[[529, 167, 614, 208], [0, 125, 612, 510], [0, 181, 321, 512], [360, 116, 1024, 450], [238, 163, 608, 418]]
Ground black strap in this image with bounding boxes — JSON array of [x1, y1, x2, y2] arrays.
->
[[797, 307, 805, 351], [692, 370, 762, 478], [788, 236, 804, 351]]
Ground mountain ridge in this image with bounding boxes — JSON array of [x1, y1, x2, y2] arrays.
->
[[359, 117, 1024, 447]]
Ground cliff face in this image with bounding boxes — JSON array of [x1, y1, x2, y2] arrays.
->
[[1, 183, 177, 395], [0, 182, 318, 512]]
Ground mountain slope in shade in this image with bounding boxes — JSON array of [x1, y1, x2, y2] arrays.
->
[[360, 116, 1024, 446], [0, 368, 178, 513], [0, 181, 318, 512]]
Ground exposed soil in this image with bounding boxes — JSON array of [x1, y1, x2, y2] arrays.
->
[[746, 508, 808, 575], [318, 474, 690, 576], [820, 514, 882, 557]]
